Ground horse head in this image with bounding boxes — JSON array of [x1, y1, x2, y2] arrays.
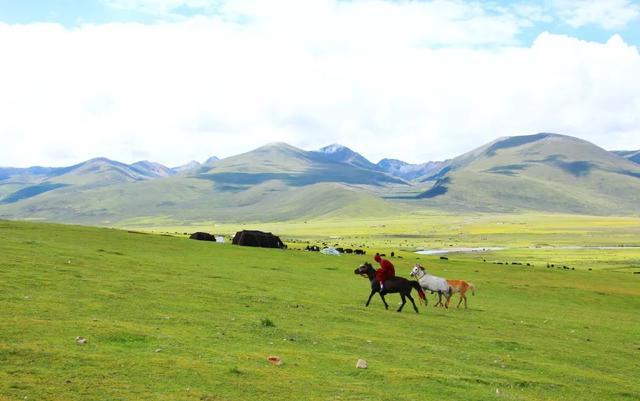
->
[[410, 264, 426, 277], [354, 262, 374, 277]]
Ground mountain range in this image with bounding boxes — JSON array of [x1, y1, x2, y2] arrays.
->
[[1, 133, 639, 225], [613, 150, 640, 165]]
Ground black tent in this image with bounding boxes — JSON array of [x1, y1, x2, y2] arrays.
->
[[189, 232, 216, 242], [232, 230, 285, 249]]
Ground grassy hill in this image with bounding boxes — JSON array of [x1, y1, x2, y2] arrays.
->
[[201, 142, 404, 186], [1, 135, 640, 225], [0, 143, 407, 225], [1, 220, 639, 400], [412, 134, 640, 214]]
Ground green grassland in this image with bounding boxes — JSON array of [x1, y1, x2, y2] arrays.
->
[[1, 219, 639, 401], [139, 212, 640, 261]]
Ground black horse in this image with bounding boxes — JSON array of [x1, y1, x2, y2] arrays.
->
[[354, 262, 425, 313]]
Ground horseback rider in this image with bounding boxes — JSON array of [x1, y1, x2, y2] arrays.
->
[[374, 253, 395, 293]]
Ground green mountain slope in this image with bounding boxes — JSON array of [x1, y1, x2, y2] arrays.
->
[[202, 142, 404, 186], [412, 133, 640, 213], [0, 158, 172, 205], [1, 135, 640, 224], [0, 143, 406, 225]]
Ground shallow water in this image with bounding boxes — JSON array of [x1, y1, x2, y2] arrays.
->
[[415, 245, 640, 255], [415, 247, 505, 255]]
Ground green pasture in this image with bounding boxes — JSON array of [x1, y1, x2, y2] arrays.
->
[[136, 212, 640, 254], [1, 219, 639, 400]]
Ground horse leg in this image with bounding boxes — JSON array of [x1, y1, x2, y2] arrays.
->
[[407, 293, 419, 313], [457, 293, 464, 308], [397, 293, 406, 312], [365, 289, 376, 307], [433, 291, 443, 308], [379, 293, 389, 309], [462, 291, 468, 309]]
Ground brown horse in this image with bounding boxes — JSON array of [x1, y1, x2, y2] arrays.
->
[[445, 280, 476, 308]]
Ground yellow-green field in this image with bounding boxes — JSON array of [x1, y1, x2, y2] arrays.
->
[[135, 212, 640, 272], [1, 217, 639, 400]]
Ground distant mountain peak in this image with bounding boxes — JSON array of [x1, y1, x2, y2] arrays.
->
[[130, 160, 157, 168], [312, 143, 379, 171], [172, 160, 202, 174], [85, 157, 117, 164], [261, 142, 297, 149], [377, 158, 444, 181], [249, 142, 306, 155], [203, 156, 220, 167], [129, 160, 175, 178], [317, 143, 351, 154]]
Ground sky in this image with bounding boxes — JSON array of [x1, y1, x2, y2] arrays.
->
[[1, 0, 640, 167]]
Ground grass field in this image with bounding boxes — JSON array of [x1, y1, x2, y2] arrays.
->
[[1, 219, 639, 400], [136, 212, 640, 268]]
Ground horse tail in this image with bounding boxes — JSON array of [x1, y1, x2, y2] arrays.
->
[[469, 282, 476, 296], [411, 281, 426, 301]]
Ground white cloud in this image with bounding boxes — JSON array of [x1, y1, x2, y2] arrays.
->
[[1, 2, 639, 168], [552, 0, 640, 29], [101, 0, 221, 17]]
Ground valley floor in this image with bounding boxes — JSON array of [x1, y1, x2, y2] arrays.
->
[[1, 218, 639, 400]]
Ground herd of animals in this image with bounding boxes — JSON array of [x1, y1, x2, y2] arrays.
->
[[353, 254, 475, 314]]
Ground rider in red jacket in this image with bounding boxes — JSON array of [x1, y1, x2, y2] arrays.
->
[[374, 253, 395, 292]]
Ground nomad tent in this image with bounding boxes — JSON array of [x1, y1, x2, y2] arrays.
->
[[232, 230, 285, 249], [189, 232, 216, 242]]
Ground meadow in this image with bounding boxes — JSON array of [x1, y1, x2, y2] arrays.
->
[[1, 217, 639, 401]]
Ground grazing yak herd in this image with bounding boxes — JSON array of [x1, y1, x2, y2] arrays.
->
[[305, 245, 366, 255]]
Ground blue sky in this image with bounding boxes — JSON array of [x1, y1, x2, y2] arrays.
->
[[2, 0, 639, 45], [1, 1, 640, 166]]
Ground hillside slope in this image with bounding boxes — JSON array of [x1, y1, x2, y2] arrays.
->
[[0, 143, 407, 225], [613, 150, 640, 164], [2, 135, 640, 223], [412, 133, 640, 213]]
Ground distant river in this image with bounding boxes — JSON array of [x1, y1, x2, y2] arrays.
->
[[415, 247, 505, 255], [415, 246, 640, 255]]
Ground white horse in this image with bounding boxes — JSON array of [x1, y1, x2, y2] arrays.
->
[[410, 264, 451, 307]]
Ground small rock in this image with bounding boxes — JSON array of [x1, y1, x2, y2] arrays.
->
[[155, 348, 163, 353], [356, 359, 368, 369], [75, 336, 87, 345], [267, 355, 282, 366]]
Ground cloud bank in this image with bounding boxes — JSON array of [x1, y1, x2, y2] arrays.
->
[[1, 0, 640, 167]]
